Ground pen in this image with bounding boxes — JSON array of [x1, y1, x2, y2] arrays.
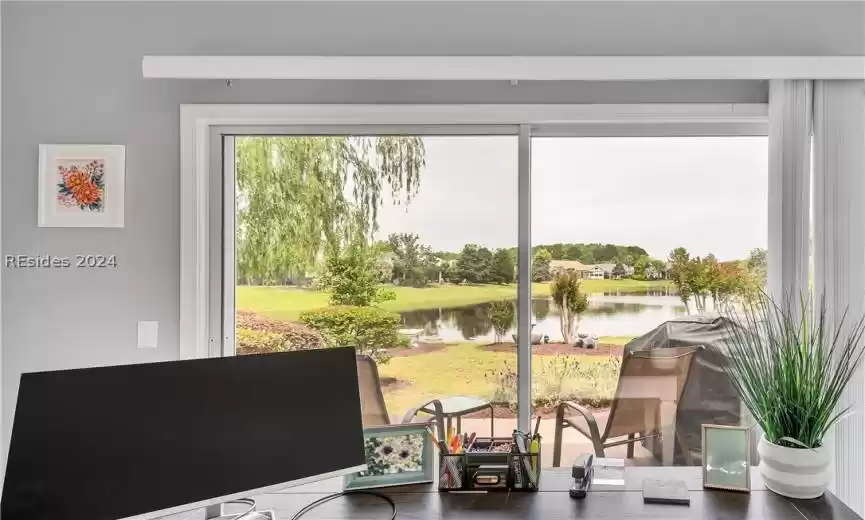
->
[[529, 436, 540, 482], [465, 432, 477, 452], [429, 429, 449, 453]]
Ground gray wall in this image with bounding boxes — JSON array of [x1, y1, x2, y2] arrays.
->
[[2, 1, 863, 445]]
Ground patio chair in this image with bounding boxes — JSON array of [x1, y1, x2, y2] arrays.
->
[[552, 346, 699, 467], [356, 355, 447, 442]]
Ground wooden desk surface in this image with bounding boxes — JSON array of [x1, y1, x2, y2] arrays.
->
[[180, 467, 861, 520]]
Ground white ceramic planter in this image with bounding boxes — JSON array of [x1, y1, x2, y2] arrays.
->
[[757, 435, 831, 499]]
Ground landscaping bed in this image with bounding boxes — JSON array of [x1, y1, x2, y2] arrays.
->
[[389, 342, 448, 357], [479, 342, 624, 357]]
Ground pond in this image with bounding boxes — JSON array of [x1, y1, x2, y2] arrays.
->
[[399, 291, 690, 343]]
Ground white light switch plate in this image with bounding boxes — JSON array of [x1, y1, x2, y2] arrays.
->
[[137, 321, 158, 349]]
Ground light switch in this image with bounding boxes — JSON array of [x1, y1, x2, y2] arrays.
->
[[137, 321, 158, 349]]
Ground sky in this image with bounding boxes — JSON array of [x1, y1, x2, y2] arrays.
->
[[373, 136, 769, 262]]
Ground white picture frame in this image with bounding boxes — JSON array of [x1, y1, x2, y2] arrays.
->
[[702, 424, 751, 493], [38, 144, 125, 227]]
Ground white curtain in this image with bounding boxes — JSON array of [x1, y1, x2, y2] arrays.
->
[[812, 80, 865, 518], [768, 79, 812, 307]]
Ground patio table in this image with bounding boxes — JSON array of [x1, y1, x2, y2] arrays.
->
[[419, 395, 494, 437]]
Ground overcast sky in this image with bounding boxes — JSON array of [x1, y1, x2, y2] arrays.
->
[[374, 136, 768, 261]]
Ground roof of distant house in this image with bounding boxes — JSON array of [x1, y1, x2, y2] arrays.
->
[[594, 263, 617, 272], [550, 259, 591, 271]]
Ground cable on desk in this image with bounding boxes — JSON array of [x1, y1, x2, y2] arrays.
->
[[227, 498, 257, 519], [289, 490, 397, 520]]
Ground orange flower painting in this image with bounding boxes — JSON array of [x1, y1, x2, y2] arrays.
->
[[56, 160, 105, 211]]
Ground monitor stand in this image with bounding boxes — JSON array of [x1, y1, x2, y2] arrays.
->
[[204, 503, 277, 519]]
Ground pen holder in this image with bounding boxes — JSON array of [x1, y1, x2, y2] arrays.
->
[[438, 454, 466, 490], [437, 436, 541, 492]]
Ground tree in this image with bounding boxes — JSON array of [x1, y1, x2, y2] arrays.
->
[[489, 301, 516, 343], [612, 263, 626, 279], [317, 245, 395, 307], [564, 245, 582, 260], [668, 247, 692, 312], [387, 233, 435, 287], [581, 251, 596, 265], [708, 261, 748, 309], [456, 244, 493, 284], [649, 259, 668, 280], [746, 247, 767, 288], [235, 136, 425, 283], [532, 248, 553, 282], [489, 248, 516, 284], [550, 271, 590, 344], [684, 256, 713, 313], [633, 255, 650, 280]]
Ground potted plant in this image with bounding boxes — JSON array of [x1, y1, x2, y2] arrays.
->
[[722, 293, 865, 499]]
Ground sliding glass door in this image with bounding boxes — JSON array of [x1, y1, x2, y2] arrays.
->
[[214, 128, 522, 438], [212, 125, 769, 470], [532, 136, 768, 468]]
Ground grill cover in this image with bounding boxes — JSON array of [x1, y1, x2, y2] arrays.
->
[[626, 314, 746, 465]]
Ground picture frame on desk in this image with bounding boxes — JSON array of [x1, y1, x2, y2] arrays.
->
[[702, 424, 751, 492], [343, 423, 435, 491]]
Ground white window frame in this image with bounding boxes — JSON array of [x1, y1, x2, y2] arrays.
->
[[180, 101, 768, 435]]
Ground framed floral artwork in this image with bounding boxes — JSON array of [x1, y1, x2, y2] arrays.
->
[[343, 424, 435, 490], [38, 144, 125, 227]]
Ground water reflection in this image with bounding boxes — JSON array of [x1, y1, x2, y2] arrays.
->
[[400, 294, 688, 342]]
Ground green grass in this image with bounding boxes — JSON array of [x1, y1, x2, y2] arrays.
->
[[237, 279, 672, 321], [378, 342, 621, 418]]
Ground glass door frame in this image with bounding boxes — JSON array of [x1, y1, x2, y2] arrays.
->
[[190, 104, 768, 435]]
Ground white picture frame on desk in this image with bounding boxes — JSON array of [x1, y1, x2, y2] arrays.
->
[[38, 144, 125, 227], [702, 424, 751, 493]]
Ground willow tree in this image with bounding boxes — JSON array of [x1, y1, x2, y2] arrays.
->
[[235, 136, 425, 283]]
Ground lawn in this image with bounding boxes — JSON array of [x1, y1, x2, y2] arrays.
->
[[378, 342, 621, 419], [237, 279, 672, 321]]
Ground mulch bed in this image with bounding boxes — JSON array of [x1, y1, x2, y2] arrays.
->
[[380, 376, 412, 392], [479, 342, 624, 357], [389, 342, 448, 357]]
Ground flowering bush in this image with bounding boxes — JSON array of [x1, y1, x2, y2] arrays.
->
[[235, 310, 324, 354]]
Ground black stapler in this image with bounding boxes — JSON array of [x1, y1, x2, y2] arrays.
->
[[569, 453, 594, 499]]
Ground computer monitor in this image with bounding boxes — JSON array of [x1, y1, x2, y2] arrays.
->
[[1, 347, 367, 520]]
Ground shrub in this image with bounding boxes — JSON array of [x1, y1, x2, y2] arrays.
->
[[235, 310, 325, 352], [317, 246, 395, 306], [485, 360, 518, 408], [488, 300, 516, 343], [299, 306, 407, 364], [236, 328, 285, 355], [484, 356, 621, 411]]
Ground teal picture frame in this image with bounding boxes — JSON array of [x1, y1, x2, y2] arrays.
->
[[343, 424, 435, 490]]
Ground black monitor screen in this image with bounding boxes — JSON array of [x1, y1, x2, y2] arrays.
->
[[2, 347, 365, 520]]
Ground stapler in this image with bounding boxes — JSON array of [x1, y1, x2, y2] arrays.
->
[[569, 453, 594, 499]]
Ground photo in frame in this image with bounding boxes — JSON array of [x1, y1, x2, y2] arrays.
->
[[702, 424, 751, 492], [343, 424, 435, 490], [38, 144, 125, 227]]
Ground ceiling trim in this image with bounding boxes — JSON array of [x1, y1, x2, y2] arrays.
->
[[144, 56, 865, 81]]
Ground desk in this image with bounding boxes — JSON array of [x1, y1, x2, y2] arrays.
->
[[175, 467, 861, 520]]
